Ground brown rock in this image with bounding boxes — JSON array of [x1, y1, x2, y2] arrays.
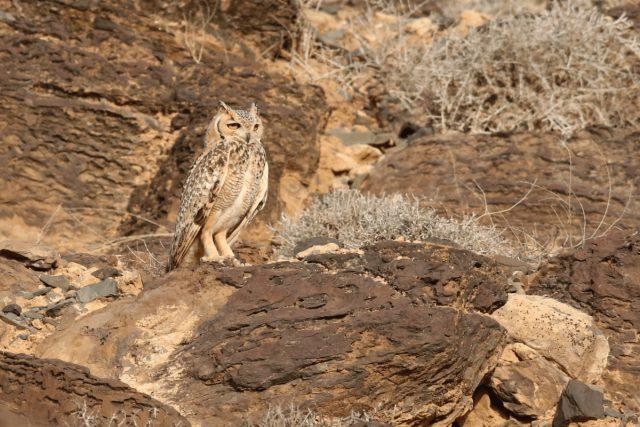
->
[[0, 351, 188, 426], [0, 241, 59, 271], [0, 0, 328, 250], [529, 230, 640, 412], [489, 345, 570, 419], [38, 241, 511, 425], [360, 131, 640, 246]]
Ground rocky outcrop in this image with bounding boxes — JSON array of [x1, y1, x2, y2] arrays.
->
[[360, 131, 640, 245], [529, 230, 640, 413], [0, 351, 188, 427], [0, 0, 328, 250], [38, 241, 512, 425]]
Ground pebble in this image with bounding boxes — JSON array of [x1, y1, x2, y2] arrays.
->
[[76, 278, 118, 303], [91, 266, 122, 280], [40, 274, 73, 291], [2, 303, 22, 316]]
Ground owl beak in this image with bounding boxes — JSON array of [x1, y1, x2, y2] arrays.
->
[[244, 133, 250, 143]]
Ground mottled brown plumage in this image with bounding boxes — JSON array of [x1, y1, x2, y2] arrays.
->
[[167, 102, 268, 271]]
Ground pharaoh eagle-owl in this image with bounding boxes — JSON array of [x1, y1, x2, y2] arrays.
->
[[167, 101, 268, 271]]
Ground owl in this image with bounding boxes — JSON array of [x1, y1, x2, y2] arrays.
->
[[167, 101, 268, 271]]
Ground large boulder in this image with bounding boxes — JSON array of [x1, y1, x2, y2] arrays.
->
[[360, 131, 640, 245], [37, 241, 512, 425], [0, 351, 188, 426], [491, 293, 609, 384], [0, 0, 328, 250], [529, 230, 640, 413]]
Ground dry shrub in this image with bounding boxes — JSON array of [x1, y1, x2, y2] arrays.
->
[[306, 2, 640, 136], [243, 404, 375, 427], [273, 190, 533, 260]]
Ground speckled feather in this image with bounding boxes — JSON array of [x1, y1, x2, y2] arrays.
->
[[168, 130, 268, 270]]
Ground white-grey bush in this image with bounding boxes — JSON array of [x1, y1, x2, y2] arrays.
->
[[310, 2, 640, 136], [274, 190, 527, 259]]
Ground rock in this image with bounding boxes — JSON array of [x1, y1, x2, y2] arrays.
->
[[38, 241, 511, 425], [2, 304, 21, 316], [0, 241, 59, 271], [0, 312, 34, 331], [76, 278, 118, 304], [39, 274, 73, 291], [0, 0, 328, 251], [529, 230, 640, 412], [327, 128, 377, 146], [360, 131, 640, 245], [296, 242, 341, 258], [91, 266, 122, 280], [458, 389, 522, 427], [16, 286, 51, 299], [491, 294, 609, 383], [0, 351, 189, 426], [44, 298, 75, 317], [489, 345, 570, 418], [552, 380, 605, 427], [22, 310, 44, 320], [293, 236, 342, 255]]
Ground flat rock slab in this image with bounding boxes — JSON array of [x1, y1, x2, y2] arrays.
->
[[39, 274, 73, 291], [76, 278, 118, 303], [0, 351, 189, 426], [39, 241, 512, 425], [0, 241, 59, 271]]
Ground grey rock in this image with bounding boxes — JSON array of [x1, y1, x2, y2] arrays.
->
[[18, 333, 29, 340], [76, 278, 118, 304], [16, 287, 52, 299], [327, 128, 376, 146], [0, 312, 35, 331], [293, 237, 342, 256], [552, 380, 605, 427], [23, 310, 44, 320], [44, 298, 75, 317], [0, 10, 16, 23], [91, 267, 122, 280], [2, 304, 22, 316], [40, 274, 73, 291]]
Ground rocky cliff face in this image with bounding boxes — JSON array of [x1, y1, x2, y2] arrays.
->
[[0, 0, 327, 251], [360, 130, 640, 248]]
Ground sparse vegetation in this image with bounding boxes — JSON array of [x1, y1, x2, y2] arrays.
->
[[274, 190, 533, 260], [243, 404, 376, 427], [299, 1, 640, 136]]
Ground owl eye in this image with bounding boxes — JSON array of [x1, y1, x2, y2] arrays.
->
[[227, 122, 240, 130], [253, 124, 260, 131]]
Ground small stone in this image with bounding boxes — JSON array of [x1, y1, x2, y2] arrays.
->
[[31, 319, 44, 330], [44, 298, 75, 317], [23, 310, 44, 320], [76, 278, 118, 303], [17, 333, 29, 340], [293, 237, 342, 256], [552, 380, 605, 427], [297, 243, 341, 259], [0, 312, 35, 331], [65, 289, 77, 298], [2, 304, 22, 316], [40, 274, 73, 291], [16, 286, 52, 299], [91, 267, 122, 280], [0, 10, 16, 23]]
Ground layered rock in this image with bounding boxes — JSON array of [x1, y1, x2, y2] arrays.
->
[[0, 351, 188, 426], [360, 131, 640, 246], [0, 0, 328, 250], [37, 241, 512, 425]]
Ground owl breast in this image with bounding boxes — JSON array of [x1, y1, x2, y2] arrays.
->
[[210, 142, 265, 233]]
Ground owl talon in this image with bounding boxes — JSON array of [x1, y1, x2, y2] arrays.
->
[[200, 256, 226, 264]]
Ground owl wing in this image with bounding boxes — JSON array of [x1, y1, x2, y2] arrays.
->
[[228, 158, 269, 246], [167, 145, 230, 271]]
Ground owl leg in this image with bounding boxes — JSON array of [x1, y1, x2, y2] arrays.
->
[[200, 230, 224, 263], [214, 231, 235, 259]]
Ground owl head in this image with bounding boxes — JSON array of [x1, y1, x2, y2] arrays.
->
[[205, 101, 263, 147]]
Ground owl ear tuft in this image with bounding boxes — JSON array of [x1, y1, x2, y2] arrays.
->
[[249, 103, 258, 116], [219, 101, 232, 113]]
